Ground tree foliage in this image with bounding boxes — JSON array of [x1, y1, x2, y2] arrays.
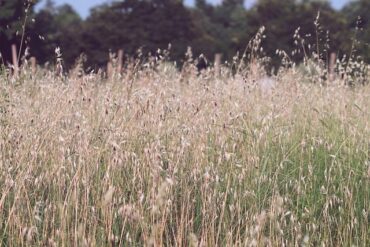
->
[[0, 0, 369, 68], [0, 0, 38, 62], [81, 0, 197, 67], [29, 1, 83, 66]]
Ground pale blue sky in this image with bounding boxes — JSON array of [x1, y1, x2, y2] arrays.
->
[[37, 0, 352, 18]]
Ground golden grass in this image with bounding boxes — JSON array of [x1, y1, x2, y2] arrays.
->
[[0, 62, 369, 246]]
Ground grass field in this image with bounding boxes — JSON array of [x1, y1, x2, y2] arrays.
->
[[0, 59, 369, 246]]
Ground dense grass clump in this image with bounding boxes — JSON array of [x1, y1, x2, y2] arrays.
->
[[0, 59, 369, 246]]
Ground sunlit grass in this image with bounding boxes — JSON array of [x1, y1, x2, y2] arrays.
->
[[0, 61, 369, 246]]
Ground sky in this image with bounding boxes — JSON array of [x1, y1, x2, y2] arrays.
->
[[37, 0, 352, 19]]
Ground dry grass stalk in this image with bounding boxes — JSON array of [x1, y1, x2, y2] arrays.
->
[[30, 56, 37, 75], [329, 52, 337, 81], [0, 51, 368, 246], [117, 49, 124, 74], [214, 53, 222, 76], [11, 44, 19, 76]]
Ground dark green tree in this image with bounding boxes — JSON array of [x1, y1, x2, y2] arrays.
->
[[28, 1, 57, 65], [0, 0, 38, 63], [1, 0, 368, 71], [29, 1, 83, 67], [295, 1, 349, 59], [216, 0, 248, 52], [342, 0, 370, 63], [195, 0, 213, 14], [81, 0, 197, 67], [191, 1, 226, 59], [246, 0, 298, 68], [246, 0, 348, 68], [191, 0, 250, 61]]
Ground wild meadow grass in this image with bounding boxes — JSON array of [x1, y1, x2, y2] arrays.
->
[[0, 60, 369, 246]]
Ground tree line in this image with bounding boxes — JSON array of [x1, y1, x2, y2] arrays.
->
[[0, 0, 369, 71]]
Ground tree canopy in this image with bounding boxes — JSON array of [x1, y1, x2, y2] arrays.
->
[[0, 0, 38, 62], [0, 0, 369, 69]]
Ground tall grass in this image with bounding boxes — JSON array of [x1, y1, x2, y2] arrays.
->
[[0, 56, 369, 246]]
